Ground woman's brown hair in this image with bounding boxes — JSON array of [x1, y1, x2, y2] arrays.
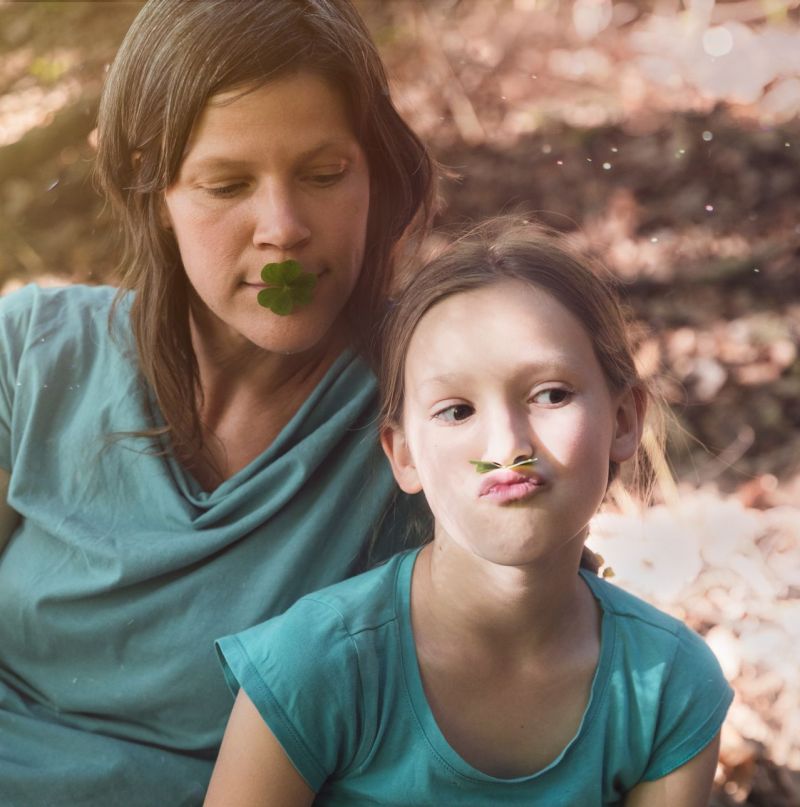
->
[[379, 218, 667, 569], [95, 0, 436, 464]]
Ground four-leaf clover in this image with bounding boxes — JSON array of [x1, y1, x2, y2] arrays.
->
[[257, 260, 317, 315]]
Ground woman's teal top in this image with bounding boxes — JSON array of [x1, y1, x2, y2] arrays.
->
[[0, 284, 420, 806]]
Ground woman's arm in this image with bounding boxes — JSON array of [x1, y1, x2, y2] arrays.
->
[[204, 689, 315, 807], [624, 731, 721, 807], [0, 468, 20, 553]]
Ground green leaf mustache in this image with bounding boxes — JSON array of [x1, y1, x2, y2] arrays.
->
[[469, 458, 538, 474], [257, 260, 317, 315]]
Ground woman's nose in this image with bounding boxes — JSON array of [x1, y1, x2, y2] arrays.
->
[[485, 407, 535, 467], [252, 184, 311, 251]]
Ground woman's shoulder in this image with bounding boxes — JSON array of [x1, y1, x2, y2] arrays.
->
[[0, 281, 119, 308], [0, 283, 126, 338]]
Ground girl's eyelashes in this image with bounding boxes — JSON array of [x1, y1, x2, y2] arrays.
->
[[531, 386, 573, 406], [432, 403, 474, 423]]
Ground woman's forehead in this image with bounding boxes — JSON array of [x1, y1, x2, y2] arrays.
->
[[181, 72, 359, 164]]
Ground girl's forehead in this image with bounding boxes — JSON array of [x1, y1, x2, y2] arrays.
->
[[403, 279, 600, 385]]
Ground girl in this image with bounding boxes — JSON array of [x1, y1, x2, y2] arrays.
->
[[0, 1, 434, 804], [208, 221, 733, 806]]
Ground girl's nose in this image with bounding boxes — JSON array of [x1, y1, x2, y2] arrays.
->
[[252, 184, 311, 251], [485, 407, 535, 467]]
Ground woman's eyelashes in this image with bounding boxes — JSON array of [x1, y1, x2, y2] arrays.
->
[[303, 165, 348, 187], [201, 164, 349, 199], [203, 182, 247, 199]]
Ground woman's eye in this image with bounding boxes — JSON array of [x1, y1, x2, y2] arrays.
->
[[305, 169, 346, 188], [204, 183, 246, 199], [533, 388, 572, 406], [433, 404, 474, 423]]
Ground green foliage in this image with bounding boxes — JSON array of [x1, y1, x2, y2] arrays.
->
[[469, 458, 537, 474], [256, 260, 317, 316]]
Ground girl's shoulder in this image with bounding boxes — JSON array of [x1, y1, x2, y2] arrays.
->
[[269, 548, 416, 642], [582, 569, 731, 696], [215, 550, 419, 792], [580, 570, 687, 637], [581, 572, 733, 785]]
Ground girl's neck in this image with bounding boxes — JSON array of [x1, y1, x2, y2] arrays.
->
[[409, 534, 602, 779], [412, 534, 599, 662]]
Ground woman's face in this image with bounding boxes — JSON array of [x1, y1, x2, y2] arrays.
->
[[162, 71, 370, 356], [383, 280, 641, 568]]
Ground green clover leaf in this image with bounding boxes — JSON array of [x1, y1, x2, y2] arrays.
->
[[507, 457, 537, 471], [469, 460, 502, 474], [257, 259, 317, 315], [469, 458, 537, 474]]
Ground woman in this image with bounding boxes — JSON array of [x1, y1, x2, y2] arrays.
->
[[0, 1, 435, 804]]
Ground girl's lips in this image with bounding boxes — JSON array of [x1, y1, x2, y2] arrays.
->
[[479, 469, 545, 503]]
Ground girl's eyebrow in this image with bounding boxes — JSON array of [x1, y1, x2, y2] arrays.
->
[[416, 357, 576, 390]]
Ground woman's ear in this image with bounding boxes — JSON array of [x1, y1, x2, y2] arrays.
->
[[380, 425, 423, 494], [158, 195, 173, 230], [610, 386, 647, 463]]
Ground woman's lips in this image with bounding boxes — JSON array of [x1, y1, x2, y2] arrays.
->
[[479, 469, 545, 504], [244, 268, 326, 287]]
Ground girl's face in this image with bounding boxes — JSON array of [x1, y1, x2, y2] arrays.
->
[[382, 279, 642, 568], [162, 71, 370, 356]]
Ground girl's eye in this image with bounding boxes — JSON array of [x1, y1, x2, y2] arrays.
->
[[433, 404, 474, 423], [532, 387, 572, 406]]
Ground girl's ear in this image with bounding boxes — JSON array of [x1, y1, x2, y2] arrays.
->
[[380, 425, 423, 494], [610, 386, 647, 463]]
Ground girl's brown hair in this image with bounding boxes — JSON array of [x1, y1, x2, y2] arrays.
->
[[380, 218, 666, 531], [95, 0, 435, 466]]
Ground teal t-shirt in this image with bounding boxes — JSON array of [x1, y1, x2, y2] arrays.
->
[[0, 284, 423, 807], [218, 548, 733, 806]]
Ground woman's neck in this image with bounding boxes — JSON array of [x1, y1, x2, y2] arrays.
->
[[186, 311, 350, 489]]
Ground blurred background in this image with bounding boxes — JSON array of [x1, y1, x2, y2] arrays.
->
[[0, 1, 798, 803]]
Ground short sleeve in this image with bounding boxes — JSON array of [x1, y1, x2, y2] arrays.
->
[[642, 624, 734, 781], [215, 597, 363, 792], [0, 285, 36, 470]]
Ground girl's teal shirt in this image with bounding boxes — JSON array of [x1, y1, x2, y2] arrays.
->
[[0, 283, 419, 806], [218, 548, 733, 806]]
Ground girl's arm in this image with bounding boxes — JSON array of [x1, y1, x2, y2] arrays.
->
[[204, 690, 315, 807], [0, 469, 20, 553], [624, 730, 721, 807]]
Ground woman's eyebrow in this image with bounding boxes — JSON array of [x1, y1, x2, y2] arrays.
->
[[187, 139, 359, 173]]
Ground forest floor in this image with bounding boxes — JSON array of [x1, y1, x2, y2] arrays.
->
[[1, 1, 798, 803]]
